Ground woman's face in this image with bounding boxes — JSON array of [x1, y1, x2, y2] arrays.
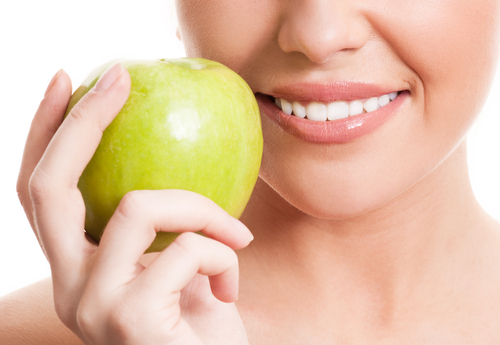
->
[[175, 0, 500, 219]]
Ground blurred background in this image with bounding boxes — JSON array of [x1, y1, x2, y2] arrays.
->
[[0, 0, 499, 297]]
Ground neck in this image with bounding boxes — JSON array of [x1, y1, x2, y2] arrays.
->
[[237, 140, 497, 328]]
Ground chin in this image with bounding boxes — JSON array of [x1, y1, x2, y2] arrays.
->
[[258, 167, 408, 221]]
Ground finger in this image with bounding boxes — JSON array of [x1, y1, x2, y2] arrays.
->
[[133, 232, 239, 303], [29, 63, 131, 269], [89, 189, 253, 289], [16, 70, 72, 234]]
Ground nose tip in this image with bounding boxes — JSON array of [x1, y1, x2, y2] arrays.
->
[[277, 3, 369, 64]]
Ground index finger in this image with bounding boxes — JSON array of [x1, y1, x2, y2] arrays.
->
[[29, 63, 131, 270], [89, 189, 253, 290], [16, 70, 72, 235]]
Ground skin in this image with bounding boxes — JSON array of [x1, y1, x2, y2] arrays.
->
[[177, 0, 500, 341], [1, 0, 500, 344]]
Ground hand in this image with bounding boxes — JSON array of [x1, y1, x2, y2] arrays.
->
[[16, 63, 253, 345]]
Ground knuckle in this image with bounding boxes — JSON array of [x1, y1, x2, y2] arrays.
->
[[76, 298, 137, 342], [67, 91, 109, 133], [75, 302, 96, 338], [28, 167, 52, 204], [68, 97, 90, 122], [218, 245, 239, 271], [54, 298, 78, 331], [50, 90, 70, 116], [225, 245, 238, 263], [67, 91, 101, 125], [172, 232, 200, 255], [116, 190, 146, 221], [16, 176, 29, 207], [105, 303, 136, 341]]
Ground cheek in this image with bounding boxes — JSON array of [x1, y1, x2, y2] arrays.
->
[[175, 0, 278, 74], [370, 0, 500, 134]]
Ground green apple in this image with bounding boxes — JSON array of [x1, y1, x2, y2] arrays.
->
[[65, 58, 263, 252]]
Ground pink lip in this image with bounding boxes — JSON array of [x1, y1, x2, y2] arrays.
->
[[269, 82, 402, 103], [256, 90, 410, 144]]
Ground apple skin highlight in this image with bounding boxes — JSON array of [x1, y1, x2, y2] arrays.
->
[[65, 58, 263, 252]]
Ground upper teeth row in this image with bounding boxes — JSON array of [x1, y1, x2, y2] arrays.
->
[[274, 92, 399, 121]]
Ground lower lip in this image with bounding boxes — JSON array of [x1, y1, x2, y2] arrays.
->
[[256, 91, 409, 144]]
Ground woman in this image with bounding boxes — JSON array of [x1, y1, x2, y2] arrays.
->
[[2, 0, 500, 343]]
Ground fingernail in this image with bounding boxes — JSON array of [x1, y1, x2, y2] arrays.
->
[[231, 217, 254, 242], [94, 63, 125, 92], [44, 69, 63, 97]]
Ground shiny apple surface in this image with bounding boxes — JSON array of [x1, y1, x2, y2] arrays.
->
[[65, 58, 263, 252]]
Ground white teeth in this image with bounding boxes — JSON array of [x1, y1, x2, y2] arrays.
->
[[378, 94, 390, 107], [274, 91, 400, 121], [306, 102, 327, 121], [292, 102, 306, 118], [349, 100, 364, 116], [281, 99, 293, 115], [363, 97, 379, 113], [327, 101, 349, 121]]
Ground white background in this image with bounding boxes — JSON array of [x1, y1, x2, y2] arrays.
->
[[0, 0, 499, 297]]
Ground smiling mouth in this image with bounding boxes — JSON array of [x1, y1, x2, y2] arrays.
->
[[256, 88, 410, 144], [269, 91, 402, 122]]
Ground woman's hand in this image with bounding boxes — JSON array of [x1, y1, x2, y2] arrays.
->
[[16, 63, 252, 345]]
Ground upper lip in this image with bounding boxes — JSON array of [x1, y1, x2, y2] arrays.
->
[[266, 82, 407, 103]]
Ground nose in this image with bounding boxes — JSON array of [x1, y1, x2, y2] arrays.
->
[[277, 0, 369, 64]]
